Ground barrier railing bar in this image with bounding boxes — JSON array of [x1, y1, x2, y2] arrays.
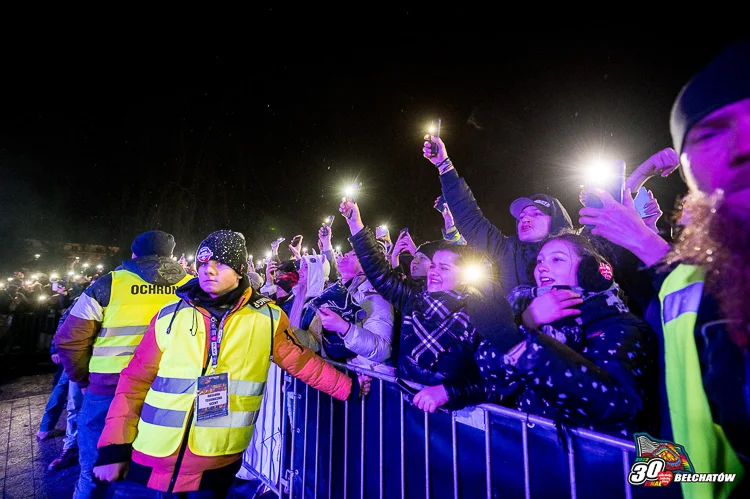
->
[[379, 379, 384, 499], [424, 411, 430, 499], [521, 420, 531, 499], [302, 383, 309, 498], [331, 361, 635, 453], [328, 396, 334, 499], [484, 411, 491, 499], [240, 462, 281, 497], [479, 404, 633, 451], [280, 375, 290, 496], [314, 390, 320, 499], [344, 398, 349, 499], [567, 432, 577, 499], [451, 412, 459, 499], [622, 449, 633, 499], [360, 394, 366, 499], [400, 394, 405, 499], [289, 378, 298, 499]]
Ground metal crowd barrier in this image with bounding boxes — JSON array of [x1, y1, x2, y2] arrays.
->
[[0, 311, 61, 355], [244, 361, 677, 499]]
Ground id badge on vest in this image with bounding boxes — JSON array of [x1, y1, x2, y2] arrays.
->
[[196, 312, 231, 422], [196, 372, 229, 421]]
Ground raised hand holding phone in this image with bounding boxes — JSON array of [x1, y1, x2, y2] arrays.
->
[[319, 225, 333, 252], [390, 228, 417, 268], [428, 119, 441, 157], [339, 198, 364, 235], [584, 160, 626, 210], [423, 119, 448, 167]]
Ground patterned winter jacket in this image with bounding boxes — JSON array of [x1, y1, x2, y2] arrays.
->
[[476, 285, 658, 437]]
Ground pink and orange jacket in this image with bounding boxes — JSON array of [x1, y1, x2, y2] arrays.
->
[[96, 283, 356, 493]]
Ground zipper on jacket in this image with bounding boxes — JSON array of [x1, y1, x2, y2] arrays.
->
[[167, 316, 214, 493]]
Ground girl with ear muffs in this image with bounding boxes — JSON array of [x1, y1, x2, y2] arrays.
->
[[475, 232, 658, 437]]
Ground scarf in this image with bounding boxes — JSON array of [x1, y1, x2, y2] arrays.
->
[[406, 289, 477, 370], [507, 284, 628, 351], [182, 277, 249, 319]]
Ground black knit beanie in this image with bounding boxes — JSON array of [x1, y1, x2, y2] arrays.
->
[[131, 230, 176, 258], [415, 240, 441, 261], [670, 41, 750, 154], [196, 230, 248, 276]]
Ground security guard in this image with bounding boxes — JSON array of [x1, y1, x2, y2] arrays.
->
[[56, 230, 190, 499], [92, 230, 360, 497]]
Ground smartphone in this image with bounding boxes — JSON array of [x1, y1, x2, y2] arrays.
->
[[347, 182, 363, 204], [291, 235, 303, 246], [51, 282, 59, 292], [323, 215, 335, 227], [584, 160, 626, 209], [633, 186, 655, 218], [274, 237, 286, 244], [399, 227, 409, 237], [434, 195, 446, 212], [429, 118, 442, 157]]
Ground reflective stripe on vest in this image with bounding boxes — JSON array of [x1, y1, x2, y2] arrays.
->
[[132, 300, 281, 458], [659, 264, 744, 499], [89, 270, 191, 374]]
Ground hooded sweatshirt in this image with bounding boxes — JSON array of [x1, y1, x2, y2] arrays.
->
[[439, 169, 573, 297], [54, 256, 188, 395]]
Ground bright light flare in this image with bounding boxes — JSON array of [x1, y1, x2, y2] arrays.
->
[[266, 251, 272, 258], [461, 262, 486, 286], [584, 158, 613, 186], [34, 254, 40, 259], [38, 295, 48, 302]]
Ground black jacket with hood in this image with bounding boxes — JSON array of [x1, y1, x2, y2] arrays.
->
[[439, 169, 573, 297]]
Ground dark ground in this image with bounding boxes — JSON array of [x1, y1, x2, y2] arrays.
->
[[0, 355, 77, 499]]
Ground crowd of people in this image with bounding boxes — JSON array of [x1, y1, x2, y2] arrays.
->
[[30, 41, 750, 498]]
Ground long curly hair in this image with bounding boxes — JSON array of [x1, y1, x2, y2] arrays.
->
[[664, 190, 750, 350]]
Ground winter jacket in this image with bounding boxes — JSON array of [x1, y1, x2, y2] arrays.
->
[[476, 284, 657, 437], [308, 275, 395, 368], [439, 168, 573, 296], [350, 227, 519, 410], [96, 278, 357, 493], [54, 256, 188, 394]]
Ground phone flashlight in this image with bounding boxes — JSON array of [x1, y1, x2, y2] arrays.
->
[[344, 182, 363, 204], [429, 118, 442, 157]]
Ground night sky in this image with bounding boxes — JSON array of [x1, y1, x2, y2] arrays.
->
[[0, 40, 739, 269]]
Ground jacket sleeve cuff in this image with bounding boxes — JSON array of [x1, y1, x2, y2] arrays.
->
[[346, 372, 361, 402], [95, 443, 132, 467]]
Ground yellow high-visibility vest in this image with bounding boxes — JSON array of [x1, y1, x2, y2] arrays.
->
[[659, 264, 744, 499], [90, 270, 191, 374], [132, 297, 283, 457]]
